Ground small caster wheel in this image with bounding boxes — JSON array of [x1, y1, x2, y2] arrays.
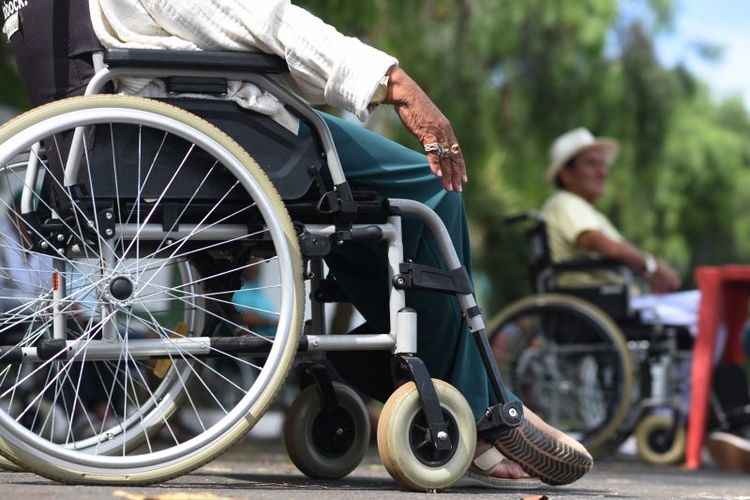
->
[[377, 379, 475, 491], [635, 414, 685, 465], [284, 382, 370, 479]]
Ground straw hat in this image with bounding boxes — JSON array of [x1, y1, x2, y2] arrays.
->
[[545, 127, 619, 183]]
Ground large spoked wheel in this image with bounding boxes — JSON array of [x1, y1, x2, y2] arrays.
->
[[377, 379, 475, 491], [284, 382, 370, 479], [635, 414, 685, 465], [487, 294, 634, 456], [0, 96, 304, 484]]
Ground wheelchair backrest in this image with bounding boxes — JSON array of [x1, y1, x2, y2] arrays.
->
[[525, 218, 553, 289], [504, 212, 552, 291], [158, 97, 324, 201]]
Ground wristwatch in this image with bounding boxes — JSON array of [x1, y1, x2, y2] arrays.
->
[[644, 253, 658, 276]]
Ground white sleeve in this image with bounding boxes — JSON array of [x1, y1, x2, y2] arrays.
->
[[139, 0, 398, 120]]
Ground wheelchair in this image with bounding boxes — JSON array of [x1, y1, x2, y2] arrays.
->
[[0, 48, 549, 489], [488, 212, 693, 464]]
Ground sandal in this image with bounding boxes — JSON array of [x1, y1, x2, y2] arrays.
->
[[492, 406, 593, 485], [458, 446, 538, 488]]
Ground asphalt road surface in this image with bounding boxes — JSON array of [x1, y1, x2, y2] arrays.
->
[[2, 437, 750, 500]]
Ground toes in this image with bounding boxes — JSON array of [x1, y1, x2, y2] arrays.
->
[[490, 460, 531, 479], [507, 462, 531, 479]]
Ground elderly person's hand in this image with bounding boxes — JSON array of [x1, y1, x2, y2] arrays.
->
[[385, 67, 466, 192], [649, 260, 682, 293]]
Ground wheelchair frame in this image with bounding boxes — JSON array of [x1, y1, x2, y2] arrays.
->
[[15, 49, 513, 399], [0, 48, 534, 487]]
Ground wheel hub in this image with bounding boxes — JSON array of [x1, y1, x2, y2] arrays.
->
[[312, 407, 356, 457], [409, 408, 459, 467], [649, 429, 675, 453], [109, 276, 134, 301]]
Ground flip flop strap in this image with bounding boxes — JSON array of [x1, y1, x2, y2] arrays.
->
[[473, 446, 507, 472]]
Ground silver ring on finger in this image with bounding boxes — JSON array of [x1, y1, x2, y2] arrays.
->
[[424, 142, 461, 159]]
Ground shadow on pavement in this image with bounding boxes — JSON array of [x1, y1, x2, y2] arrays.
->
[[170, 471, 612, 497]]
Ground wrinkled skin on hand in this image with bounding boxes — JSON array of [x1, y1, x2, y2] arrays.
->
[[385, 67, 467, 192]]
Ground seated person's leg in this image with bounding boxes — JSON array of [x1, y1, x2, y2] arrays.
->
[[320, 112, 493, 421], [321, 113, 592, 485]]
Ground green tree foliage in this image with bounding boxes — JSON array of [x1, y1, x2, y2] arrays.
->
[[298, 0, 750, 312], [2, 1, 748, 314]]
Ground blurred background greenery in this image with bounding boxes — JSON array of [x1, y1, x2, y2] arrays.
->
[[1, 0, 748, 316]]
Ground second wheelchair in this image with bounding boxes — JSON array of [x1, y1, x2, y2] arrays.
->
[[488, 212, 693, 464]]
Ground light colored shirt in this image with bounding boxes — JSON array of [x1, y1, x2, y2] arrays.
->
[[541, 190, 624, 287], [89, 0, 398, 122]]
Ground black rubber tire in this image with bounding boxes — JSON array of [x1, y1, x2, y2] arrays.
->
[[284, 382, 370, 479]]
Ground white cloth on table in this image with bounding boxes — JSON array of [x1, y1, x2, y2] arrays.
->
[[631, 289, 728, 361], [631, 290, 701, 331]]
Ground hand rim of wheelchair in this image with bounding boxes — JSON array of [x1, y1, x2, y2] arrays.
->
[[486, 293, 635, 455], [0, 95, 304, 482]]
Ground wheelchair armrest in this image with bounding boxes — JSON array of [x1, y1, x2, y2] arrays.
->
[[104, 49, 289, 74], [550, 258, 628, 273], [552, 284, 632, 320], [545, 258, 636, 321]]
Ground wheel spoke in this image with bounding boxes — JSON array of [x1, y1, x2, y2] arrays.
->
[[0, 97, 301, 482], [128, 179, 241, 288]]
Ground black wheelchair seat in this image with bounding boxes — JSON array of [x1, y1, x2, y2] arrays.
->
[[157, 97, 323, 201], [91, 106, 316, 199]]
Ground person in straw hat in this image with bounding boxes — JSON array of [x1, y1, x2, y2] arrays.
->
[[542, 127, 681, 293], [540, 127, 750, 472]]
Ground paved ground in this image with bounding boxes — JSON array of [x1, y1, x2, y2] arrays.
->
[[2, 438, 750, 500]]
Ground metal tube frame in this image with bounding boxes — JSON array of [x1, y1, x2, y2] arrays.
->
[[58, 65, 347, 188], [14, 204, 485, 361], [12, 59, 513, 405]]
